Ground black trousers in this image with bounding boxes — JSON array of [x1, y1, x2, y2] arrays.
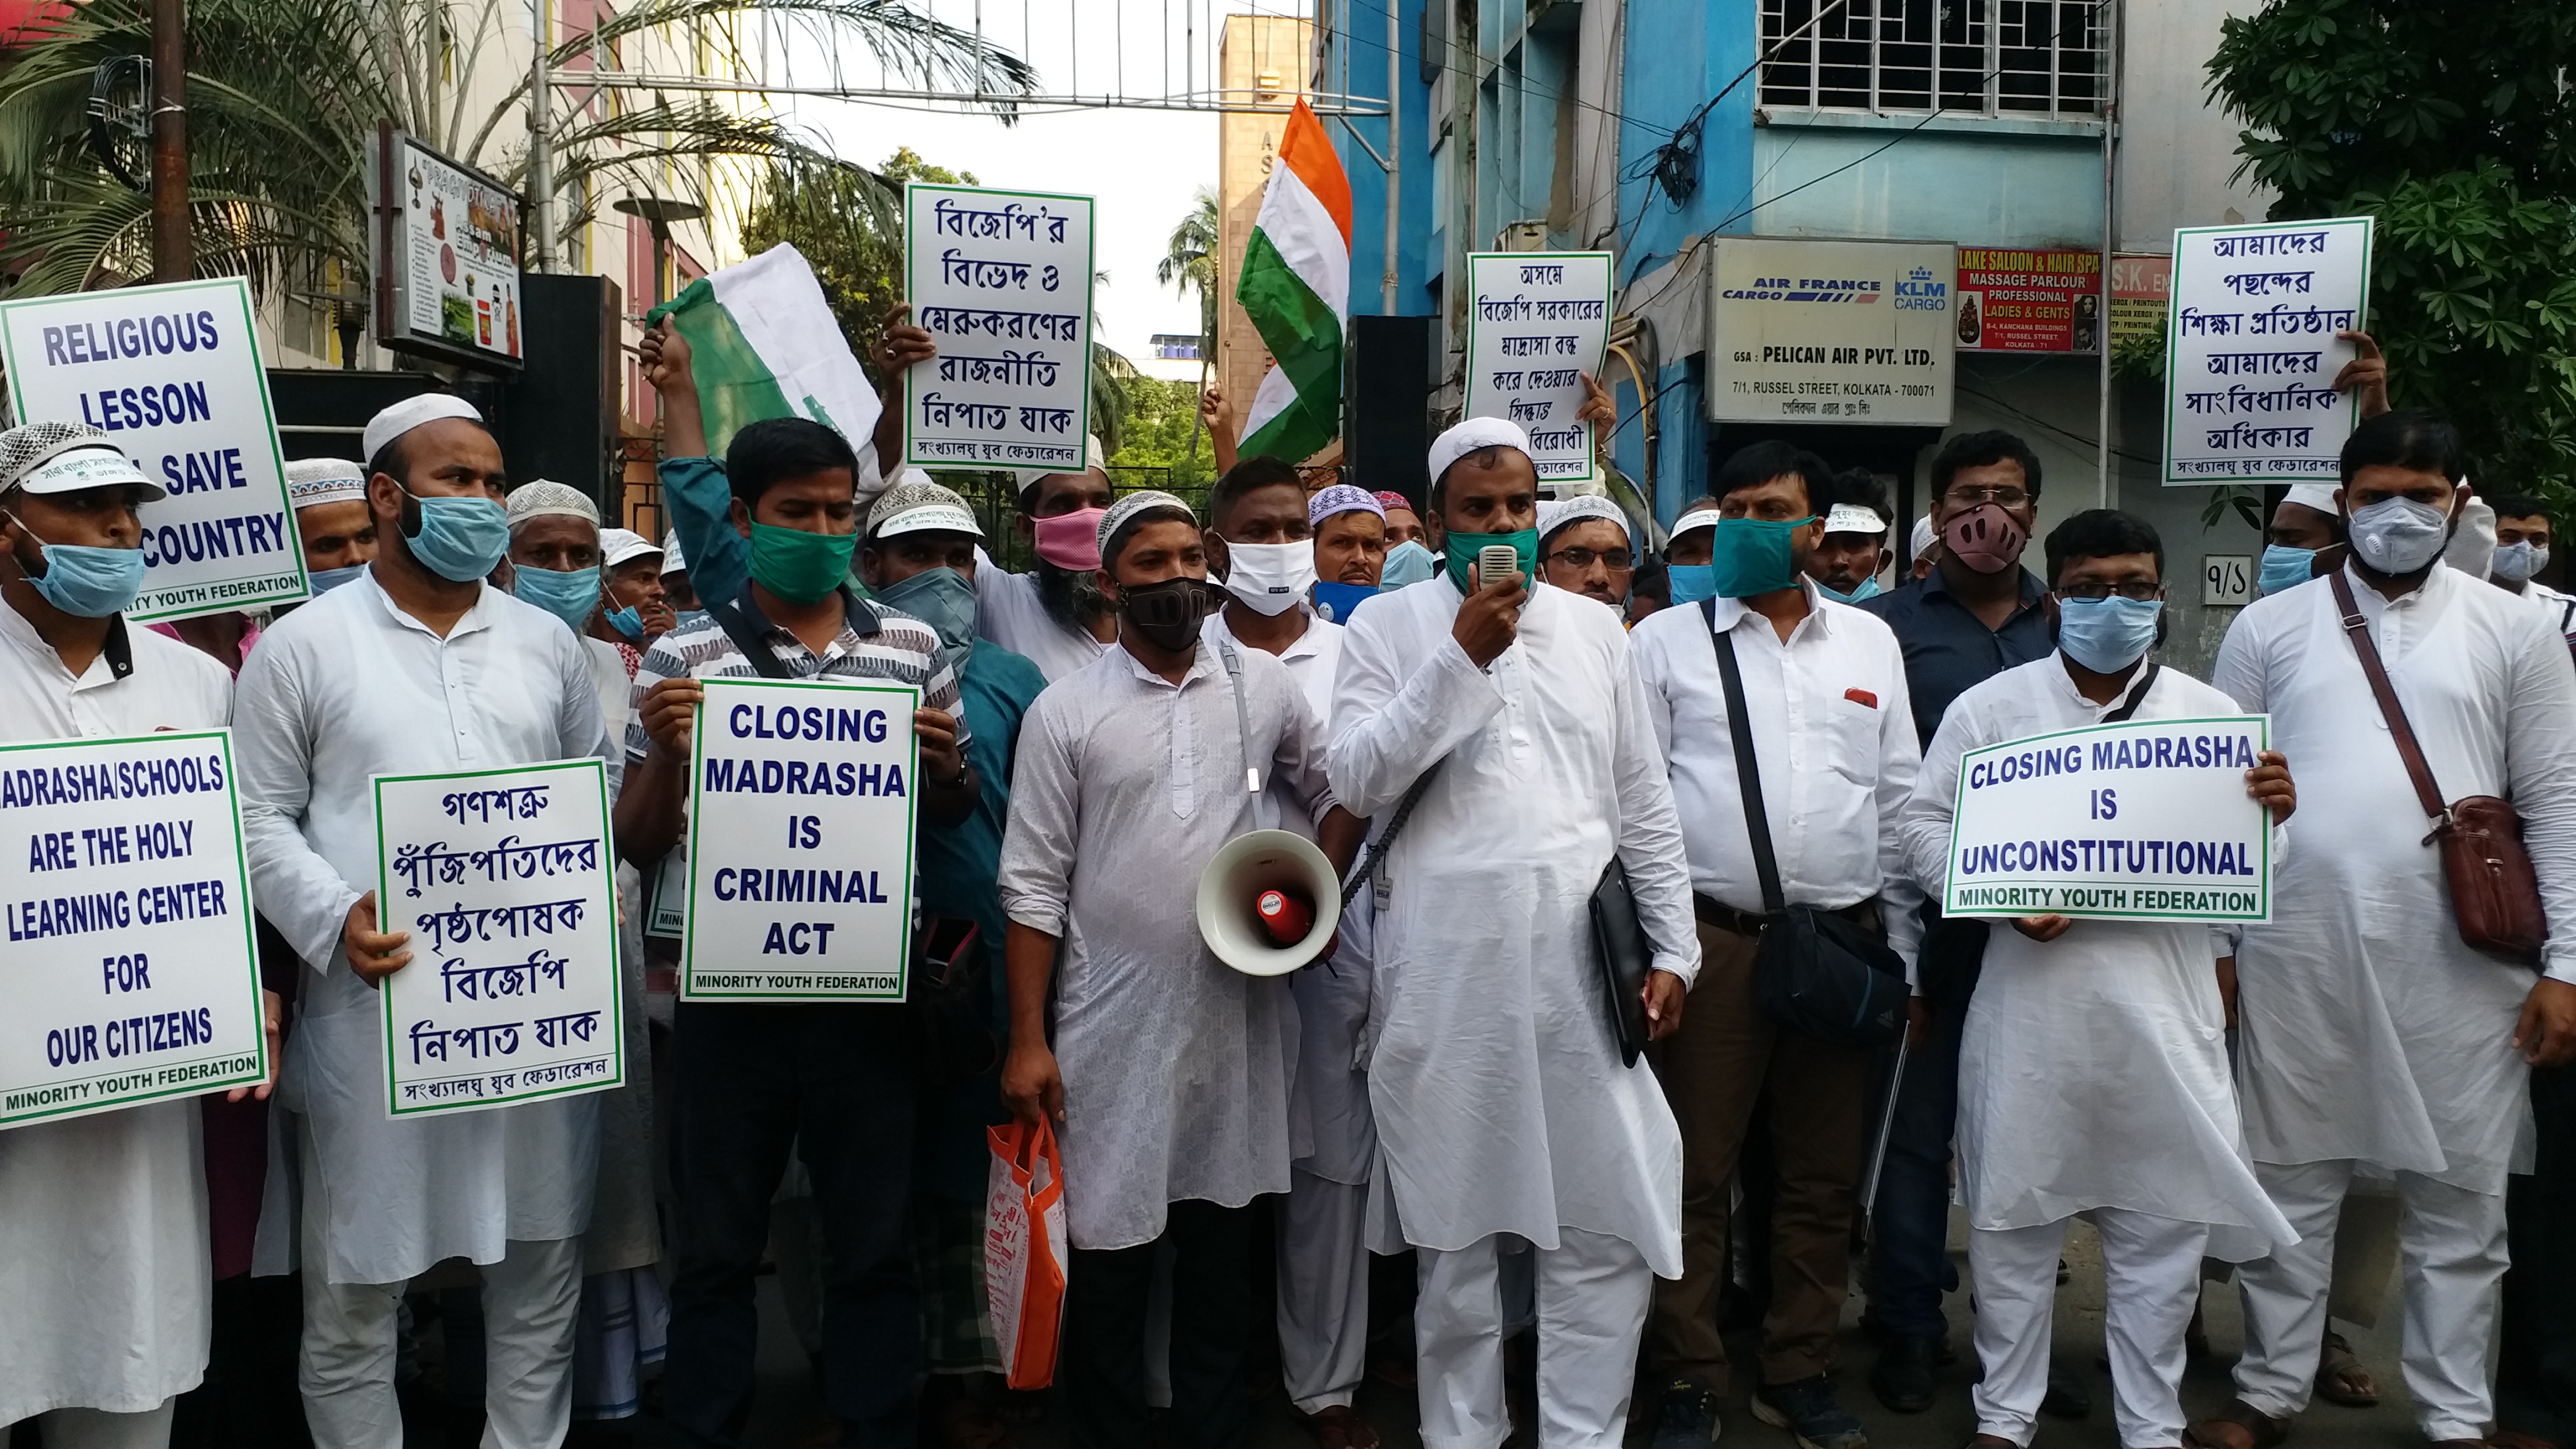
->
[[1062, 1199, 1254, 1449], [2500, 1062, 2576, 1443], [662, 1002, 918, 1448]]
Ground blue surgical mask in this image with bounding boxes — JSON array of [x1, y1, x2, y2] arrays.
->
[[1708, 516, 1816, 598], [307, 563, 369, 596], [873, 565, 979, 667], [1310, 580, 1377, 623], [1666, 564, 1718, 605], [5, 511, 145, 617], [400, 490, 510, 583], [511, 563, 602, 632], [605, 605, 645, 640], [2057, 595, 2163, 674], [2257, 544, 2317, 597], [1380, 539, 1437, 589], [1819, 574, 1883, 605]]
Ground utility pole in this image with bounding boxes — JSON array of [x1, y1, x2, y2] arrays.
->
[[1380, 0, 1399, 315], [149, 0, 188, 282], [529, 0, 552, 272]]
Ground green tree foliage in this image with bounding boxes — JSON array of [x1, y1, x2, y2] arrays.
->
[[1106, 377, 1220, 494], [2209, 0, 2576, 508], [1158, 185, 1218, 358]]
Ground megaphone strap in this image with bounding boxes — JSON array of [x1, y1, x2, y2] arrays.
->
[[1341, 763, 1443, 908], [1216, 639, 1263, 798]]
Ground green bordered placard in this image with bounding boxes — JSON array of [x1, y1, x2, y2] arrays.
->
[[681, 676, 921, 1002], [2162, 216, 2374, 487], [1944, 714, 2274, 923], [899, 182, 1097, 474], [1461, 250, 1613, 487], [0, 727, 267, 1128]]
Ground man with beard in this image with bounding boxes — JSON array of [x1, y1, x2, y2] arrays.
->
[[1536, 494, 1636, 610]]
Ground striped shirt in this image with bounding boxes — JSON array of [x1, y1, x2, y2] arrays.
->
[[626, 587, 970, 763]]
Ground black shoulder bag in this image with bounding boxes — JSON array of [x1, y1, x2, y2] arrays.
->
[[1706, 602, 1910, 1048]]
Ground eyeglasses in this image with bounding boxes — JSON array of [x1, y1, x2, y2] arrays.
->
[[2057, 582, 2163, 602], [1546, 546, 1636, 571], [1944, 486, 2030, 508]]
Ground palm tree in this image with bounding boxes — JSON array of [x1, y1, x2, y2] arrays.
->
[[1157, 184, 1218, 361], [0, 0, 1037, 296]]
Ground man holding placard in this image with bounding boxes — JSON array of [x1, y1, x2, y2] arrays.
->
[[2202, 410, 2576, 1449], [0, 420, 270, 1448], [1898, 509, 2296, 1449], [233, 394, 614, 1449], [613, 412, 978, 1449]]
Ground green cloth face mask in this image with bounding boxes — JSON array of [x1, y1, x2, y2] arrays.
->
[[1708, 515, 1815, 598], [1444, 527, 1539, 593], [749, 522, 858, 605]]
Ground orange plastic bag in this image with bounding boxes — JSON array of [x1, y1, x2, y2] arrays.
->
[[984, 1118, 1069, 1389]]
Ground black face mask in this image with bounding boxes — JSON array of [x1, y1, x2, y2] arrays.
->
[[1118, 575, 1216, 653]]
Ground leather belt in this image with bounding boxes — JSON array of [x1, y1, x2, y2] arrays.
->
[[1692, 893, 1876, 938]]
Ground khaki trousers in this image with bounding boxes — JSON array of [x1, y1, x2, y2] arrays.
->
[[1646, 915, 1874, 1389]]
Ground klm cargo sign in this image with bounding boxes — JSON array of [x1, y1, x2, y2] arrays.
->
[[1707, 237, 1957, 427]]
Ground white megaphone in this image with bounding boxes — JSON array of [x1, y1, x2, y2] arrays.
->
[[1195, 828, 1343, 977]]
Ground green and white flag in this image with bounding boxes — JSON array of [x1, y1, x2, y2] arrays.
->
[[646, 244, 880, 460]]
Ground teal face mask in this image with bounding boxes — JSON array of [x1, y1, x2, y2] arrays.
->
[[1666, 564, 1718, 605], [749, 522, 858, 605], [1380, 539, 1437, 589], [1819, 574, 1883, 605], [1443, 527, 1538, 594], [1708, 515, 1816, 598], [511, 563, 602, 632], [873, 565, 979, 666]]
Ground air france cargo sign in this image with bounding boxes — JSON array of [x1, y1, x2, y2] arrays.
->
[[1707, 237, 1956, 427]]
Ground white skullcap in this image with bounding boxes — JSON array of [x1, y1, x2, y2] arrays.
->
[[0, 421, 163, 501], [503, 480, 599, 529], [285, 457, 366, 511], [1539, 493, 1630, 546], [1910, 515, 1938, 557], [660, 529, 686, 574], [1824, 503, 1888, 536], [1012, 435, 1110, 490], [868, 475, 984, 541], [1428, 416, 1533, 489], [2281, 483, 2342, 516], [601, 528, 661, 568], [1098, 489, 1195, 558], [362, 393, 483, 463], [1668, 505, 1721, 542]]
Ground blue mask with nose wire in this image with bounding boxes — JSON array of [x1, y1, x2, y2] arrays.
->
[[401, 490, 511, 583], [6, 510, 146, 617]]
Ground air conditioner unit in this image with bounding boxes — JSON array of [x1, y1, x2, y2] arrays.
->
[[1496, 220, 1549, 252]]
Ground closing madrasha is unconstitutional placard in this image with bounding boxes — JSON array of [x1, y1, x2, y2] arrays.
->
[[0, 728, 267, 1128], [1943, 715, 2276, 922], [0, 277, 307, 621], [1236, 98, 1352, 463]]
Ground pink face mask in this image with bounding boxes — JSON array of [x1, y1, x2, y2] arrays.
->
[[1032, 508, 1107, 571], [1941, 502, 2028, 575]]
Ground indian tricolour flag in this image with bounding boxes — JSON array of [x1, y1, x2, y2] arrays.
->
[[645, 244, 881, 460], [1236, 98, 1352, 463]]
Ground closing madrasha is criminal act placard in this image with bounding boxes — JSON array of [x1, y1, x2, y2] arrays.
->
[[1944, 716, 2275, 922]]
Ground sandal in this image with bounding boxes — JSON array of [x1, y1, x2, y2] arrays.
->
[[2314, 1330, 2381, 1408], [1299, 1404, 1383, 1449], [2188, 1398, 2291, 1449]]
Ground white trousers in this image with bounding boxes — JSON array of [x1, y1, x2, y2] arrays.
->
[[15, 1399, 177, 1449], [299, 1235, 584, 1449], [1969, 1211, 2208, 1448], [2233, 1159, 2508, 1443], [1277, 1167, 1372, 1413], [1415, 1230, 1652, 1449]]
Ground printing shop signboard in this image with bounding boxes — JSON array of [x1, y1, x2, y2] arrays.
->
[[681, 678, 921, 1002], [2163, 216, 2374, 485], [1943, 716, 2275, 924], [0, 730, 268, 1130], [0, 277, 308, 623], [1706, 236, 1957, 427], [901, 183, 1095, 472], [373, 761, 621, 1118]]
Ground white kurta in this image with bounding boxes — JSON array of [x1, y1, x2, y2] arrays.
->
[[233, 574, 612, 1286], [0, 604, 228, 1423], [1901, 654, 2296, 1261], [2214, 562, 2576, 1194], [1328, 578, 1699, 1277], [971, 550, 1111, 683], [997, 638, 1338, 1251]]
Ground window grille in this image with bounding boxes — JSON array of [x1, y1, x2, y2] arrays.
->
[[1758, 0, 2105, 117]]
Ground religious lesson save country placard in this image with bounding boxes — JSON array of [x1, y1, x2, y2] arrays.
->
[[683, 678, 921, 1001], [902, 183, 1095, 472], [1462, 252, 1611, 484], [1944, 716, 2275, 922], [1, 730, 268, 1129], [373, 761, 621, 1117], [0, 277, 307, 622], [2163, 215, 2374, 485]]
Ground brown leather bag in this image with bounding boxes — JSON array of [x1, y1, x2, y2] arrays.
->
[[2328, 571, 2547, 966]]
